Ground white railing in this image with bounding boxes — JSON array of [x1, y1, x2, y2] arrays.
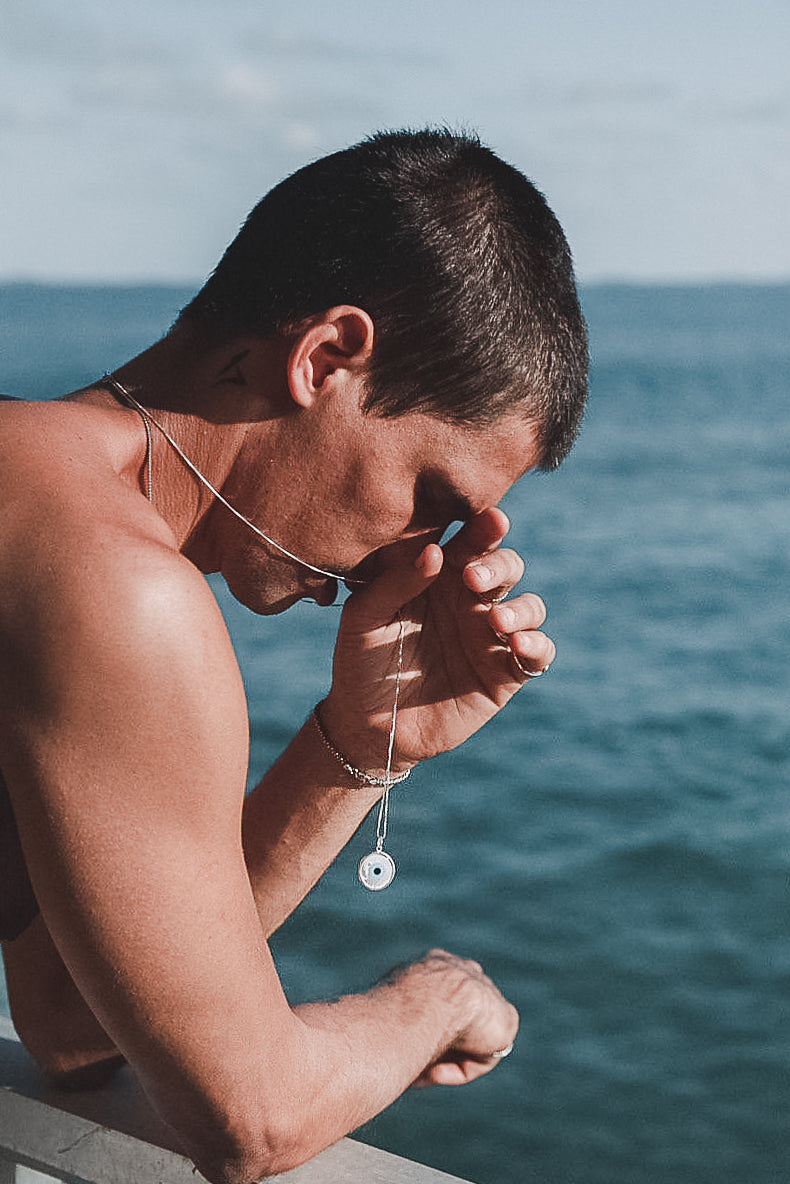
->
[[0, 1016, 470, 1184]]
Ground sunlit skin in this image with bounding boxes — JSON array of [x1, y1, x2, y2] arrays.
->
[[0, 306, 556, 1182]]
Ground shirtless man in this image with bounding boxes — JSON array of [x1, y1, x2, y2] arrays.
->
[[0, 130, 587, 1183]]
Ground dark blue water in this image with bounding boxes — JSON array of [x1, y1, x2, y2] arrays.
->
[[1, 282, 789, 1183]]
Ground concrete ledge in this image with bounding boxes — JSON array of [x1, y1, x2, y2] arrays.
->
[[0, 1016, 471, 1183]]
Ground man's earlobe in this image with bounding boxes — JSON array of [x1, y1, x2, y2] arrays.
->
[[287, 306, 374, 408]]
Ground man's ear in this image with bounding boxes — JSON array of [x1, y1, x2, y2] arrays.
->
[[287, 306, 374, 409]]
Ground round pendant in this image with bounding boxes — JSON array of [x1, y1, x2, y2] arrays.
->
[[358, 849, 396, 891]]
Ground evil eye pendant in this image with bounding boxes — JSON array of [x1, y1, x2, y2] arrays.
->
[[358, 849, 396, 891]]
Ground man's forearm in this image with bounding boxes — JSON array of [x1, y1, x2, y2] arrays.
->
[[241, 714, 388, 936], [6, 920, 516, 1184], [176, 950, 516, 1184], [3, 915, 124, 1085], [291, 964, 473, 1133]]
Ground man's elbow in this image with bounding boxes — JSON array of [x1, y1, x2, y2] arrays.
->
[[12, 1003, 125, 1091], [196, 1148, 302, 1184], [186, 1108, 321, 1184]]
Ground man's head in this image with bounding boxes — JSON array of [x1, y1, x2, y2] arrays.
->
[[179, 129, 587, 471]]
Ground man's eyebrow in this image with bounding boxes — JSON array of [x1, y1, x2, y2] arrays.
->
[[416, 473, 476, 524], [450, 489, 476, 522]]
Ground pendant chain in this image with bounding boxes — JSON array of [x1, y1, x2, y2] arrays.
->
[[375, 614, 406, 853], [105, 373, 406, 892], [103, 374, 364, 585]]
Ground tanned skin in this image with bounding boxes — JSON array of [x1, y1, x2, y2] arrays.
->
[[0, 308, 555, 1183]]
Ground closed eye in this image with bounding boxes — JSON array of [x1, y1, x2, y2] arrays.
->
[[411, 473, 475, 533]]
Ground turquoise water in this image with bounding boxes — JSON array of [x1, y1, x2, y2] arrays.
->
[[1, 283, 789, 1183]]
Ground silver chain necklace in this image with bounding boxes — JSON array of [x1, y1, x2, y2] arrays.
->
[[104, 374, 364, 585], [106, 372, 406, 890]]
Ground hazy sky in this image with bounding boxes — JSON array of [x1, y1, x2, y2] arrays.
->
[[2, 0, 788, 284]]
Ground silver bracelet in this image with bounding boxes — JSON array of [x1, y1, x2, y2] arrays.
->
[[312, 703, 413, 789]]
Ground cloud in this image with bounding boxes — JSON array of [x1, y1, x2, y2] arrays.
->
[[1, 2, 179, 75], [236, 23, 440, 71], [691, 93, 790, 128], [545, 80, 677, 112], [2, 0, 790, 281], [1, 1, 402, 180]]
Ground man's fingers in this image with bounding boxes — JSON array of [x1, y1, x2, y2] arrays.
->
[[442, 506, 510, 568], [484, 593, 555, 680], [506, 631, 557, 679], [415, 1056, 498, 1088], [464, 549, 526, 602], [348, 542, 444, 626], [488, 591, 547, 634]]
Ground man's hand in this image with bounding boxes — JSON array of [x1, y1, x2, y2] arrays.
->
[[322, 507, 555, 772], [379, 949, 519, 1088]]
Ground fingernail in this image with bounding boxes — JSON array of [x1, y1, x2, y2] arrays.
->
[[497, 606, 515, 629]]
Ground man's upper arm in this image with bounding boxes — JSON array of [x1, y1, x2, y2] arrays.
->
[[0, 547, 302, 1154]]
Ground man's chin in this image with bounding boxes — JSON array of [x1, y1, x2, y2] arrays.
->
[[306, 577, 339, 607], [234, 576, 339, 616]]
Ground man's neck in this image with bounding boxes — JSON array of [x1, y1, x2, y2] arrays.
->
[[100, 329, 293, 569]]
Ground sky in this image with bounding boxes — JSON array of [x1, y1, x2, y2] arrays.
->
[[1, 0, 789, 285]]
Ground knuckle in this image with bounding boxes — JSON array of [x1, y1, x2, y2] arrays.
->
[[494, 548, 524, 582], [524, 592, 547, 624], [531, 631, 553, 658], [514, 628, 548, 656]]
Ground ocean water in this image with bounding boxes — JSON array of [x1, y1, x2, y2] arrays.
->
[[1, 282, 789, 1183]]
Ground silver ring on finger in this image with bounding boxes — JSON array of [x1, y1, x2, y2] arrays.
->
[[511, 650, 550, 679], [489, 1042, 514, 1059], [481, 591, 509, 606]]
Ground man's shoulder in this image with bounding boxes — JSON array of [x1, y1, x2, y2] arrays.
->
[[0, 415, 232, 702], [1, 514, 225, 671], [0, 481, 247, 811]]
